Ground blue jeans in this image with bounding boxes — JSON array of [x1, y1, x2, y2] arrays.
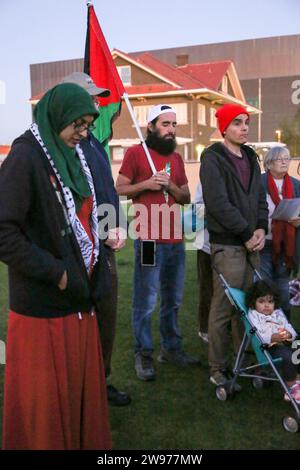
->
[[132, 240, 185, 354], [260, 241, 291, 316]]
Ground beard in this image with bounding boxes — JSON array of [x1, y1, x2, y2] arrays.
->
[[145, 129, 177, 155]]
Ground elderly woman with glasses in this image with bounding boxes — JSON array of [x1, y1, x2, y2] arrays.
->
[[0, 83, 112, 450], [261, 146, 300, 318]]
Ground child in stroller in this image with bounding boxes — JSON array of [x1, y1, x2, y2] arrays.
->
[[246, 280, 300, 404]]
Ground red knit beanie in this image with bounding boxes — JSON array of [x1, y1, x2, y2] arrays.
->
[[216, 104, 249, 134]]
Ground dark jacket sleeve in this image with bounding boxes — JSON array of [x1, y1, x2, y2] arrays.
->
[[257, 174, 269, 234], [0, 143, 65, 285], [292, 175, 300, 198], [200, 150, 253, 242], [81, 136, 127, 230]]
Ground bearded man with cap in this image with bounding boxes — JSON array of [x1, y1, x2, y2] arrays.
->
[[200, 103, 268, 387], [62, 72, 130, 406], [116, 104, 200, 381]]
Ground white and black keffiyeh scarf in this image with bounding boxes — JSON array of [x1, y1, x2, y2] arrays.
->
[[30, 123, 99, 272]]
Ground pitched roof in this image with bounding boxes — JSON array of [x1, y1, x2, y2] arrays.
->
[[113, 49, 230, 91], [135, 53, 207, 89], [123, 51, 247, 104], [178, 61, 231, 90]]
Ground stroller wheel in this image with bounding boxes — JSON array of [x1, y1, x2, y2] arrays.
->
[[216, 385, 228, 401], [282, 415, 299, 433], [252, 377, 264, 389]]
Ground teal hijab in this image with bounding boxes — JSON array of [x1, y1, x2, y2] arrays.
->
[[34, 82, 99, 210]]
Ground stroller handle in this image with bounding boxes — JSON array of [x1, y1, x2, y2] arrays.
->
[[245, 252, 262, 280]]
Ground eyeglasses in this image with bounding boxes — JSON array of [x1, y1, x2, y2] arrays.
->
[[273, 157, 291, 163], [72, 122, 96, 133]]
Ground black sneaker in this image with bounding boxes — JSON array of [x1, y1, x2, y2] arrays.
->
[[135, 352, 156, 381], [106, 384, 131, 406], [157, 348, 201, 367]]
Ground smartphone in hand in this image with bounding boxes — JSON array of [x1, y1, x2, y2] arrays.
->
[[141, 240, 156, 267]]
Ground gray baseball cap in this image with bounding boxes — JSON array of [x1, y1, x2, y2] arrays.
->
[[61, 72, 110, 97]]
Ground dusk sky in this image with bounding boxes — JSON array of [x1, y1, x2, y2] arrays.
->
[[0, 0, 299, 144]]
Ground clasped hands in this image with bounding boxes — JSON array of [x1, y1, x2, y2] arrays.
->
[[104, 227, 127, 251], [147, 171, 171, 192], [245, 228, 265, 252]]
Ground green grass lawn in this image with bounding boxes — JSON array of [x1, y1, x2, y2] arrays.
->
[[0, 243, 300, 449]]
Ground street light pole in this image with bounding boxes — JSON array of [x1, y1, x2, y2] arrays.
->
[[258, 78, 261, 142], [275, 129, 282, 143]]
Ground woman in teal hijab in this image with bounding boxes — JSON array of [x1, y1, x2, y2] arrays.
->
[[0, 83, 112, 450]]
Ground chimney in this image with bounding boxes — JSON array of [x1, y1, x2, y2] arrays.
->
[[176, 54, 189, 67]]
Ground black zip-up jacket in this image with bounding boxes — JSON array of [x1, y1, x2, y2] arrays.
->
[[200, 142, 268, 246], [80, 134, 120, 227], [0, 130, 107, 317], [80, 134, 127, 233]]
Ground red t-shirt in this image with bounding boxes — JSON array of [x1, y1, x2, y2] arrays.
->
[[119, 145, 188, 243]]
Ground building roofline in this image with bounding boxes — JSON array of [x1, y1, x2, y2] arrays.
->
[[130, 33, 300, 56]]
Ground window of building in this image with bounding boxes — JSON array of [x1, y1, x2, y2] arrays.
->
[[117, 66, 131, 86], [174, 103, 188, 125], [134, 103, 188, 127], [197, 104, 206, 125], [210, 108, 217, 128], [134, 105, 152, 127], [221, 75, 228, 94]]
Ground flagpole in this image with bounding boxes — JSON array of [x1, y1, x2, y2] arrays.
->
[[85, 1, 156, 175], [122, 93, 157, 175]]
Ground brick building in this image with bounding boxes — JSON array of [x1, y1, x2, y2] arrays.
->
[[30, 49, 258, 162]]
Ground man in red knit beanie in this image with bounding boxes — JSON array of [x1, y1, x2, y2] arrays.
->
[[216, 104, 250, 135], [200, 103, 268, 389]]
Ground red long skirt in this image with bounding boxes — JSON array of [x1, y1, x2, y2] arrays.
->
[[2, 311, 112, 450]]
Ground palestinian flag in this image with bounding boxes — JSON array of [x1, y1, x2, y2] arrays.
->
[[84, 3, 125, 156]]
